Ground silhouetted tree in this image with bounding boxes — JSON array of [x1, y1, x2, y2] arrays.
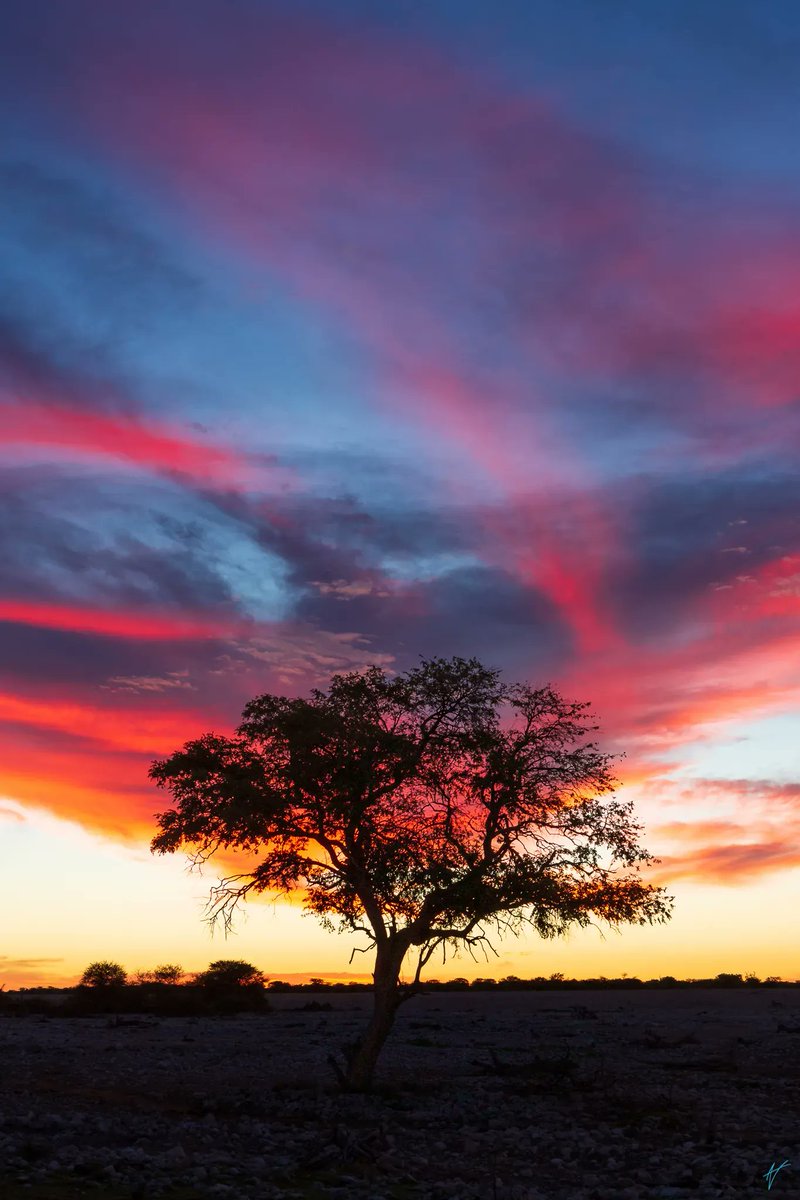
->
[[714, 972, 744, 987], [151, 963, 185, 984], [195, 959, 266, 988], [151, 656, 672, 1090], [133, 964, 184, 985], [445, 977, 469, 990], [79, 961, 127, 987]]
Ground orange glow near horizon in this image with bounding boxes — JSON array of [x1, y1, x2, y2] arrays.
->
[[4, 798, 798, 989]]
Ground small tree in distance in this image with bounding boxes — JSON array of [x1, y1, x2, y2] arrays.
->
[[194, 960, 266, 988], [133, 964, 185, 985], [79, 961, 127, 988], [151, 656, 673, 1090], [151, 963, 185, 984]]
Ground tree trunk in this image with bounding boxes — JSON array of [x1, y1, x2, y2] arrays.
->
[[343, 939, 406, 1091]]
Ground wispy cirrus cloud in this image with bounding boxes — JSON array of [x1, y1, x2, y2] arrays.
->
[[653, 840, 800, 885], [0, 956, 66, 989], [0, 400, 287, 491], [43, 2, 800, 660], [0, 0, 799, 904], [103, 672, 196, 694], [0, 599, 241, 642], [0, 956, 63, 967]]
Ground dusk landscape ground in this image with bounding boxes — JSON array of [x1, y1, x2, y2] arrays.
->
[[2, 986, 799, 1200]]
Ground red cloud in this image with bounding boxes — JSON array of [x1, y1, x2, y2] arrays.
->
[[0, 689, 211, 755], [0, 400, 286, 490], [0, 599, 239, 641], [683, 778, 800, 806], [654, 820, 753, 842], [652, 841, 800, 885], [641, 770, 800, 885], [0, 731, 156, 841]]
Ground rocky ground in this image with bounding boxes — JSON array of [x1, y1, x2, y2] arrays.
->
[[1, 988, 798, 1199]]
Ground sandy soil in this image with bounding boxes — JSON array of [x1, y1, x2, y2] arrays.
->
[[1, 988, 799, 1199]]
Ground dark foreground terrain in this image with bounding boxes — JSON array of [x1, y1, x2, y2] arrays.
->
[[1, 989, 798, 1200]]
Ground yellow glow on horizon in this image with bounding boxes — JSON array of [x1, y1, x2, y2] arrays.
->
[[2, 796, 798, 988]]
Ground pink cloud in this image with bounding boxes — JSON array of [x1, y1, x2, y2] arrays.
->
[[62, 13, 800, 657], [0, 598, 242, 641], [0, 400, 290, 491], [652, 841, 800, 885]]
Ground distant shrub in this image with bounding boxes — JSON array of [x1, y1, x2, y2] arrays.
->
[[132, 964, 184, 985], [190, 960, 268, 1014], [713, 972, 744, 987], [441, 977, 470, 991], [66, 983, 204, 1017], [195, 960, 266, 988], [79, 961, 127, 988], [151, 963, 185, 984]]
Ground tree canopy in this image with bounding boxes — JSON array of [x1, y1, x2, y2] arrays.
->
[[194, 960, 266, 988], [79, 961, 127, 988], [151, 656, 672, 1088], [143, 963, 185, 985]]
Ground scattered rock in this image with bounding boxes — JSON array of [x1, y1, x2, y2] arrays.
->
[[0, 990, 796, 1199]]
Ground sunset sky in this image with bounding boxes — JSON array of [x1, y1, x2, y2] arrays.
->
[[2, 1, 799, 988]]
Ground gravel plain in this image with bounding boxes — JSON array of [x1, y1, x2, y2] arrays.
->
[[1, 988, 799, 1200]]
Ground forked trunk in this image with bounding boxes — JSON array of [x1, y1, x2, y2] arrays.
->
[[343, 939, 406, 1091]]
